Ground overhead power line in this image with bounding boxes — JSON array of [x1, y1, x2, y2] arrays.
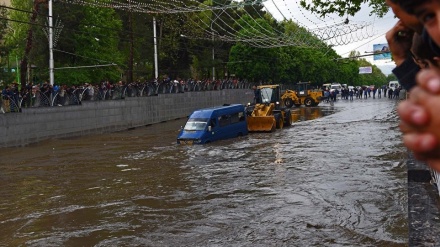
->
[[2, 0, 379, 50], [52, 0, 378, 49]]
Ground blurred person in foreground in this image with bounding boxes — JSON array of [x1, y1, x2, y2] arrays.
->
[[390, 0, 440, 171]]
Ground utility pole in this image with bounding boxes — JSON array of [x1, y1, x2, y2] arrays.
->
[[211, 28, 215, 81], [127, 11, 133, 84], [153, 17, 158, 80], [49, 0, 54, 86], [210, 10, 225, 81]]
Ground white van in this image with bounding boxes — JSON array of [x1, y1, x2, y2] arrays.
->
[[322, 83, 331, 90], [330, 83, 342, 92], [389, 81, 399, 91], [330, 83, 342, 99]]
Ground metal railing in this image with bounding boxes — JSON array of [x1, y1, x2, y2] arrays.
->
[[1, 79, 254, 113]]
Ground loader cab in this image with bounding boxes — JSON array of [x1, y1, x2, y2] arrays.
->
[[294, 82, 312, 96], [258, 85, 281, 105]]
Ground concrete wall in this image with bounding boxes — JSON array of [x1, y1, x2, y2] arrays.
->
[[0, 89, 253, 147]]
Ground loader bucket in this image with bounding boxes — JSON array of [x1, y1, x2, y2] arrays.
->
[[247, 116, 276, 132]]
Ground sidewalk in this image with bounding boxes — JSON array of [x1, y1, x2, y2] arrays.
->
[[407, 152, 440, 246]]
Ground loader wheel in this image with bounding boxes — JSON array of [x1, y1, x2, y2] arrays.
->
[[284, 98, 294, 108], [304, 97, 314, 107], [275, 113, 283, 129], [270, 123, 276, 132], [284, 109, 292, 126]]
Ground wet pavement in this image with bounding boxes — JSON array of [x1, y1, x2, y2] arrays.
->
[[0, 98, 408, 246]]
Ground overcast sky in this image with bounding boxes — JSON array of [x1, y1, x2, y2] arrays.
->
[[262, 0, 397, 75]]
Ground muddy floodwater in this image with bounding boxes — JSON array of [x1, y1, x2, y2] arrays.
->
[[0, 99, 407, 246]]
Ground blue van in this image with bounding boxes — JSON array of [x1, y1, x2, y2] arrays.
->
[[177, 104, 248, 144]]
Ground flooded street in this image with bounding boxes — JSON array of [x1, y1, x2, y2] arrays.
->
[[0, 98, 407, 246]]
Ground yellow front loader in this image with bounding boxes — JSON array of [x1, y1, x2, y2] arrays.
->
[[247, 85, 292, 132], [281, 81, 322, 107]]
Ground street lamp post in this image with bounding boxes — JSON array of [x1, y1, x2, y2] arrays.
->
[[211, 26, 215, 81], [49, 0, 54, 86], [210, 11, 225, 81], [153, 17, 159, 81]]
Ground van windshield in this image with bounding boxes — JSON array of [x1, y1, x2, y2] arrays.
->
[[184, 118, 208, 131]]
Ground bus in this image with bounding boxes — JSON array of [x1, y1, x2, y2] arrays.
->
[[177, 104, 248, 144]]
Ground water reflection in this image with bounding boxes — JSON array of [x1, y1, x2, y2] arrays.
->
[[291, 106, 336, 122]]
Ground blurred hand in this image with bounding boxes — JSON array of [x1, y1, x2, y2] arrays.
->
[[386, 20, 415, 66]]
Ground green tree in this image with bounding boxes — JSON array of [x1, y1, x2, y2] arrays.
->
[[3, 0, 385, 87], [343, 50, 387, 86], [386, 73, 398, 82], [4, 1, 125, 85], [0, 5, 14, 85], [4, 0, 43, 87], [54, 5, 123, 84], [228, 14, 352, 85], [228, 14, 278, 81], [299, 0, 389, 18]]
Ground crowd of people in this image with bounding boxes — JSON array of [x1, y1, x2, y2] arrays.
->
[[0, 78, 253, 113], [322, 85, 403, 102]]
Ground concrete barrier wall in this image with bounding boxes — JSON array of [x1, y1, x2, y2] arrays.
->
[[0, 89, 253, 147]]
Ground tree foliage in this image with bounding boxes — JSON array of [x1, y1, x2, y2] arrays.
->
[[228, 14, 372, 86], [52, 5, 124, 83], [299, 0, 389, 18], [0, 5, 14, 85], [355, 59, 387, 86], [4, 0, 32, 59], [0, 0, 387, 87], [386, 73, 398, 82]]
